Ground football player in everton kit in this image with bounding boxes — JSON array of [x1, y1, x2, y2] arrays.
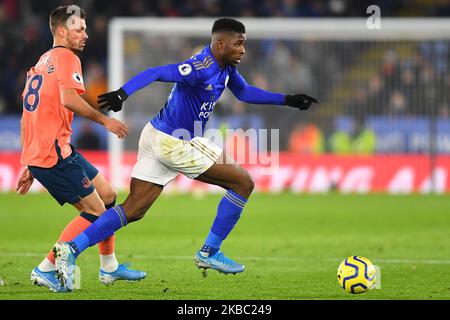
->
[[53, 17, 318, 289], [18, 5, 145, 292]]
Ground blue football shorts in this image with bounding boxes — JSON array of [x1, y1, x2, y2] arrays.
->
[[28, 145, 99, 206]]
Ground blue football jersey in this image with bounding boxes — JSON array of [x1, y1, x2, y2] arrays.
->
[[121, 45, 285, 139], [151, 45, 233, 138]]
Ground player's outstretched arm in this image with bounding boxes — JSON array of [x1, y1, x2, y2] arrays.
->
[[228, 70, 319, 110], [98, 63, 199, 112], [60, 88, 128, 138]]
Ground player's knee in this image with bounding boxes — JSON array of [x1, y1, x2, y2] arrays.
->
[[243, 175, 255, 196], [233, 173, 254, 198], [122, 201, 150, 223]]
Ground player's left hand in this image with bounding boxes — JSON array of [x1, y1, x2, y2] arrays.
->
[[285, 94, 319, 110], [16, 168, 34, 195], [97, 88, 128, 112]]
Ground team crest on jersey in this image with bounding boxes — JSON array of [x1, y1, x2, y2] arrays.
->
[[178, 64, 192, 76], [72, 72, 83, 84], [82, 177, 91, 188]]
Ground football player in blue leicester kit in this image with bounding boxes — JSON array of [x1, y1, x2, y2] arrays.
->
[[53, 18, 318, 289]]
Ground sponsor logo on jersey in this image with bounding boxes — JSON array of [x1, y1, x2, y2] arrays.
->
[[198, 101, 217, 118]]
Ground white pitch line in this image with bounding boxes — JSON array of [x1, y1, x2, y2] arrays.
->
[[360, 258, 450, 265], [2, 252, 450, 265], [0, 252, 42, 257]]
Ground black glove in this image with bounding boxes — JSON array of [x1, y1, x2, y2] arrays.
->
[[284, 94, 319, 111], [97, 87, 128, 112]]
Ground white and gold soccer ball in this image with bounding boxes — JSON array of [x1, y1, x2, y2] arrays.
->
[[337, 256, 376, 294]]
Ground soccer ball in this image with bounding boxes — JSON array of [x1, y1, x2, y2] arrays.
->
[[337, 256, 376, 294]]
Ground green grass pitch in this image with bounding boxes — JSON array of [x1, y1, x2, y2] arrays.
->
[[0, 192, 449, 300]]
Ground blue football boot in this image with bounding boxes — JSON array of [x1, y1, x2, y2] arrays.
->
[[53, 242, 76, 291], [194, 250, 245, 276], [30, 267, 68, 293], [99, 263, 147, 285]]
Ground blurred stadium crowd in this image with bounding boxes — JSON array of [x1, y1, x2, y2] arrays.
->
[[1, 0, 450, 154]]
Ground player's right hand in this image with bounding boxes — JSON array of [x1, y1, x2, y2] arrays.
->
[[105, 118, 128, 139], [97, 88, 128, 112], [16, 168, 34, 195]]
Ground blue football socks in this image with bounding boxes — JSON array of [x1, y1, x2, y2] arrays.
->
[[70, 205, 127, 257], [201, 190, 247, 256]]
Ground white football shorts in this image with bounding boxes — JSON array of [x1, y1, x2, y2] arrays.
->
[[131, 123, 222, 186]]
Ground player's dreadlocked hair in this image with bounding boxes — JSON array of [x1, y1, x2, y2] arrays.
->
[[212, 18, 246, 34]]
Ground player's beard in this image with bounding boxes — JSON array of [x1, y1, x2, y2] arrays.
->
[[229, 59, 239, 67], [227, 55, 242, 67], [225, 57, 237, 67], [67, 38, 85, 53]]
